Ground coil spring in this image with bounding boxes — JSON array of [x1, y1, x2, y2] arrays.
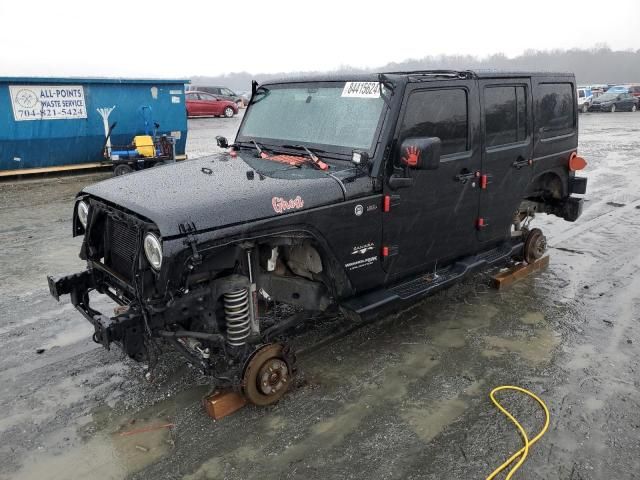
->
[[224, 288, 251, 346]]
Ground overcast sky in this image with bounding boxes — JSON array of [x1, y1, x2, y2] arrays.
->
[[1, 0, 639, 78]]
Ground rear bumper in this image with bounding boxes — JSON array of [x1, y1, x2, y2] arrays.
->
[[569, 176, 587, 195], [562, 176, 587, 221], [560, 196, 584, 222]]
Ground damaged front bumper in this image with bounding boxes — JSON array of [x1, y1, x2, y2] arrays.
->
[[47, 270, 146, 358]]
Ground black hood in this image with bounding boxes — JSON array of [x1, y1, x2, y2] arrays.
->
[[83, 154, 345, 237]]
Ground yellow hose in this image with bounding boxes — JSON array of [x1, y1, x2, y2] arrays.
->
[[485, 386, 550, 480]]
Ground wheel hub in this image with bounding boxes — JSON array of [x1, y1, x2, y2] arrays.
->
[[523, 228, 547, 264], [258, 358, 288, 395], [242, 343, 292, 406]]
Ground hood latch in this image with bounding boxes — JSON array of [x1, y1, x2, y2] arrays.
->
[[179, 221, 202, 266]]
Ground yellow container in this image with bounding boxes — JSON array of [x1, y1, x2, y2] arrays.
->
[[133, 135, 155, 157]]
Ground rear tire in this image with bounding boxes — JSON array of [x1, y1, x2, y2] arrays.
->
[[224, 107, 235, 118], [113, 164, 133, 176]]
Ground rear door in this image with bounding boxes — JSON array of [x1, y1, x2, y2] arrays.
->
[[478, 78, 533, 243]]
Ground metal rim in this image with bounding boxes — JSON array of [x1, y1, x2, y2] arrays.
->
[[632, 105, 637, 112], [224, 107, 234, 117], [611, 104, 616, 113], [242, 343, 291, 406], [523, 228, 547, 264]]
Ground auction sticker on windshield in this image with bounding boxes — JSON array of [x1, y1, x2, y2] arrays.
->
[[342, 82, 381, 98]]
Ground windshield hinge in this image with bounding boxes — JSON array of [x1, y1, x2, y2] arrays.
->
[[377, 73, 395, 108], [179, 222, 202, 265]]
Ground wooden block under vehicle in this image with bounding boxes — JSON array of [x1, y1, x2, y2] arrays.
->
[[203, 390, 247, 420], [491, 255, 550, 290]]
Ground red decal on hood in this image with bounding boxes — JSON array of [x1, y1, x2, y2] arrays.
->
[[272, 196, 304, 214]]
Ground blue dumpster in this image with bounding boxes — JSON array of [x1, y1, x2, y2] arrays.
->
[[0, 77, 188, 172]]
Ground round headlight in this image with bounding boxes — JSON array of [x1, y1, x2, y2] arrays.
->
[[144, 233, 163, 270], [77, 201, 89, 228]]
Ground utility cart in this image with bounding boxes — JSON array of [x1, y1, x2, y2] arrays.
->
[[104, 122, 177, 176]]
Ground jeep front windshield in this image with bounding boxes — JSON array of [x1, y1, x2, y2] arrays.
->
[[237, 83, 385, 153]]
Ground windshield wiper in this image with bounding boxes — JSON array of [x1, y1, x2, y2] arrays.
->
[[282, 144, 327, 154], [251, 140, 266, 157], [282, 144, 329, 170], [237, 139, 268, 158]]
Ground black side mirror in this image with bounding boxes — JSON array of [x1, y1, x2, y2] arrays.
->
[[398, 137, 441, 170], [216, 136, 229, 148]]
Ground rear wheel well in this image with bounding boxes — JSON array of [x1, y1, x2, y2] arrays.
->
[[526, 171, 566, 202]]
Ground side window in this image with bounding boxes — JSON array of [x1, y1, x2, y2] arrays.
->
[[484, 85, 527, 148], [537, 83, 575, 138], [221, 88, 234, 96], [400, 89, 468, 156], [578, 90, 585, 98], [186, 93, 197, 101]]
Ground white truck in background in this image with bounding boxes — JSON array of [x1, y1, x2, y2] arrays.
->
[[577, 86, 594, 113]]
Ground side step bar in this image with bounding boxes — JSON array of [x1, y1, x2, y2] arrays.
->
[[341, 241, 524, 315]]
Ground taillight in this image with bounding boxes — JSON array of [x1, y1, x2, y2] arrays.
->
[[569, 152, 587, 172]]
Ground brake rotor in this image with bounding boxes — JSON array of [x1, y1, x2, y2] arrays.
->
[[242, 343, 291, 406], [523, 228, 547, 264]]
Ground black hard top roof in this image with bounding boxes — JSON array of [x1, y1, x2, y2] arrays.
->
[[262, 69, 574, 85]]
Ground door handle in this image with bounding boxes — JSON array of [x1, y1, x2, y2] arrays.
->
[[455, 169, 476, 184], [512, 156, 532, 169]]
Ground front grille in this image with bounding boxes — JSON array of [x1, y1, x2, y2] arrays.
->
[[108, 219, 138, 280]]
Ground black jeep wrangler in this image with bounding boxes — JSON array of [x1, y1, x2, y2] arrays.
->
[[49, 70, 587, 405]]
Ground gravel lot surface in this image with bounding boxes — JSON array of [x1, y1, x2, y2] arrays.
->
[[1, 112, 639, 480]]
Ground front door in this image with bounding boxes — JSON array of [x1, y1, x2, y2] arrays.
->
[[382, 81, 482, 280], [622, 93, 635, 110], [199, 93, 223, 115], [478, 79, 533, 243]]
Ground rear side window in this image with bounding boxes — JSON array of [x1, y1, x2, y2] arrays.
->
[[484, 85, 527, 148], [401, 89, 468, 156], [538, 83, 575, 138]]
